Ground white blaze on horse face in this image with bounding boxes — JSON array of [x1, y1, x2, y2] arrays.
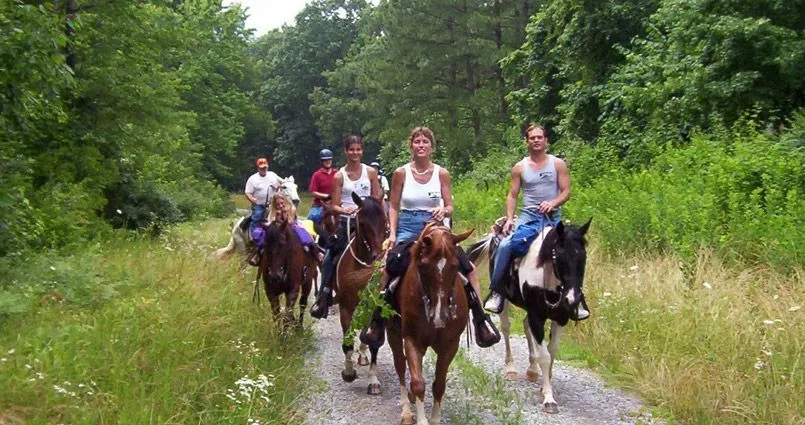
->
[[436, 257, 446, 273], [433, 289, 446, 328]]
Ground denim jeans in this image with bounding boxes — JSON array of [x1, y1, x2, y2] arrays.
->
[[489, 208, 560, 294], [396, 210, 437, 245], [250, 204, 267, 236], [307, 205, 325, 224]]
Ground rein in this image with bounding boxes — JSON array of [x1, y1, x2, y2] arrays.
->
[[346, 213, 375, 268]]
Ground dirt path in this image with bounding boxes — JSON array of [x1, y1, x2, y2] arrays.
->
[[302, 308, 661, 425]]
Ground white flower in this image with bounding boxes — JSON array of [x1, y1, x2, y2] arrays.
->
[[603, 292, 612, 297], [754, 360, 766, 370], [702, 282, 712, 290], [6, 349, 14, 354], [116, 209, 123, 215], [789, 305, 802, 312], [629, 265, 639, 271], [50, 266, 56, 271], [763, 320, 775, 325]]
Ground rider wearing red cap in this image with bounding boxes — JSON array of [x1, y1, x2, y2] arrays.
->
[[245, 157, 283, 237]]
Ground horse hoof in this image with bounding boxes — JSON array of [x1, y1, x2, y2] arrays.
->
[[400, 414, 415, 425], [543, 402, 559, 414], [503, 371, 518, 380], [366, 383, 381, 395], [526, 370, 539, 382], [357, 355, 370, 366], [341, 369, 358, 383]]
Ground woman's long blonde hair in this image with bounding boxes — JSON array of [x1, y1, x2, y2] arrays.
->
[[269, 193, 296, 223]]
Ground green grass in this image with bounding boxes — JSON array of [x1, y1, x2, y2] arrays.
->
[[0, 219, 312, 424]]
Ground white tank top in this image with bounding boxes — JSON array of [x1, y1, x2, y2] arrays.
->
[[340, 164, 371, 209], [400, 164, 442, 211]]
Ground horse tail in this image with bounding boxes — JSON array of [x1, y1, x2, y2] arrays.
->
[[467, 233, 495, 265], [214, 236, 236, 260]]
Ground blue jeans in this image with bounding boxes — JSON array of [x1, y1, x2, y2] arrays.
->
[[249, 204, 267, 236], [308, 205, 325, 224], [489, 208, 560, 294], [396, 210, 436, 244]]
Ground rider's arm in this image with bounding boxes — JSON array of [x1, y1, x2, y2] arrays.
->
[[551, 157, 571, 209], [244, 176, 258, 205], [437, 167, 454, 219], [330, 172, 345, 214], [387, 167, 405, 244], [367, 166, 386, 211], [505, 163, 523, 222], [309, 173, 330, 200]]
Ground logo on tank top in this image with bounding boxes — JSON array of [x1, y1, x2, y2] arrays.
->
[[538, 171, 555, 180], [428, 191, 441, 200]]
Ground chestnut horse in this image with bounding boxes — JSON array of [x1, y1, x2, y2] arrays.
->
[[260, 220, 316, 331], [387, 223, 474, 425], [333, 193, 387, 394]]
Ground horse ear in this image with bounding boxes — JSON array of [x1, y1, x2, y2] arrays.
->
[[352, 192, 364, 208], [451, 228, 474, 244], [555, 220, 565, 238], [579, 217, 592, 235], [287, 176, 295, 183], [422, 235, 433, 247]]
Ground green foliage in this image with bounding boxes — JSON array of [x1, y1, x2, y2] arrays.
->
[[346, 260, 397, 341], [566, 121, 804, 271], [0, 219, 313, 424]]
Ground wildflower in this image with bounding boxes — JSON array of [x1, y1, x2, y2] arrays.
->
[[763, 320, 775, 325], [754, 360, 766, 370], [789, 305, 801, 312], [629, 265, 639, 271], [116, 209, 123, 215], [6, 349, 14, 354], [702, 282, 712, 290], [603, 292, 612, 297]]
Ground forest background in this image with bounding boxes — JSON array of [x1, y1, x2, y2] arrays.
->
[[1, 0, 803, 423]]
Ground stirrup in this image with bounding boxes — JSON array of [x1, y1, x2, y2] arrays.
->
[[571, 297, 591, 321], [473, 315, 501, 348], [310, 290, 331, 319]]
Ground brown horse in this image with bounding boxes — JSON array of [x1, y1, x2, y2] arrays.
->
[[333, 193, 387, 394], [260, 220, 316, 331], [387, 223, 474, 425]]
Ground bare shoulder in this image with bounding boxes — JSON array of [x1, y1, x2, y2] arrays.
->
[[367, 165, 379, 178], [393, 166, 406, 177], [511, 160, 524, 175], [553, 156, 568, 170], [438, 165, 451, 179]]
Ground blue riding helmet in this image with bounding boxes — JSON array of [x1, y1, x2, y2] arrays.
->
[[319, 149, 334, 160]]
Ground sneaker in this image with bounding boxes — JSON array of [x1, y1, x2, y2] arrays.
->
[[571, 304, 590, 321], [484, 292, 505, 314]]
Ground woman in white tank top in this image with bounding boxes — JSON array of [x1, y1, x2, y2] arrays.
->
[[360, 127, 500, 348], [311, 135, 383, 319]]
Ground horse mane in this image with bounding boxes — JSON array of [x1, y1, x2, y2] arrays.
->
[[358, 196, 384, 221], [537, 223, 586, 266]]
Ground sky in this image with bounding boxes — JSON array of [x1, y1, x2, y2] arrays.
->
[[223, 0, 309, 36]]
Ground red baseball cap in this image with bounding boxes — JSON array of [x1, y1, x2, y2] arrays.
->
[[256, 157, 268, 167]]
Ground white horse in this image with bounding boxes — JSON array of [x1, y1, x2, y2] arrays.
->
[[214, 176, 301, 260]]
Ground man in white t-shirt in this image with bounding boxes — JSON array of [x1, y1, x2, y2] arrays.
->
[[245, 157, 283, 237]]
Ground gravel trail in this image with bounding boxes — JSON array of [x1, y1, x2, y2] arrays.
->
[[303, 310, 661, 425]]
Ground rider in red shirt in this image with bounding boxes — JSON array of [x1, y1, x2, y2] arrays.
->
[[308, 149, 337, 224]]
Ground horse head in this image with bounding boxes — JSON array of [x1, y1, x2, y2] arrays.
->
[[264, 221, 292, 284], [544, 218, 592, 313], [413, 223, 474, 329], [279, 176, 300, 206], [351, 192, 387, 261]]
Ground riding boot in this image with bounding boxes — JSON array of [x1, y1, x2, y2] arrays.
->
[[247, 247, 261, 267], [465, 283, 501, 348], [359, 279, 394, 346], [310, 253, 336, 319]]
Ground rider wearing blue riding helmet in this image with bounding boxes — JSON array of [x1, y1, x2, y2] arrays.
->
[[308, 148, 337, 224]]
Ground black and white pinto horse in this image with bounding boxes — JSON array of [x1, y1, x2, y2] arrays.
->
[[468, 218, 591, 414], [214, 177, 301, 260]]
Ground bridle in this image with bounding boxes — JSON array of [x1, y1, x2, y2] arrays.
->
[[346, 211, 379, 269], [415, 225, 459, 322]]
